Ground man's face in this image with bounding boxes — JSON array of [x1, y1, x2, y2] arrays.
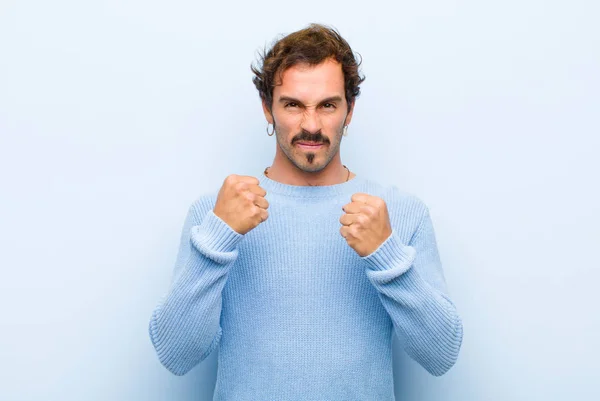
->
[[262, 58, 354, 173]]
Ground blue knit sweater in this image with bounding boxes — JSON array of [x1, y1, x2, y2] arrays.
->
[[149, 171, 463, 400]]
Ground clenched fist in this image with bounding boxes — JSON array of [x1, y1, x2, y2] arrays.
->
[[213, 174, 269, 235], [340, 193, 393, 257]]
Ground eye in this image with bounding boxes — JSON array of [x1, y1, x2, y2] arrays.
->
[[322, 103, 336, 109], [285, 102, 299, 108]]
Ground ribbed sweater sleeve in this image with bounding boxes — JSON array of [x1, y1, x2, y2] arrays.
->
[[361, 197, 464, 376], [148, 197, 244, 376]]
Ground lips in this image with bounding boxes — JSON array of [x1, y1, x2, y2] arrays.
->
[[296, 142, 324, 146], [296, 142, 324, 151]]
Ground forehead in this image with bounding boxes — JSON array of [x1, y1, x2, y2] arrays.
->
[[274, 58, 345, 101]]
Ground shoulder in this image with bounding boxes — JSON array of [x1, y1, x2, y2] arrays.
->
[[359, 178, 429, 240], [385, 186, 429, 228], [186, 190, 219, 222], [360, 177, 428, 217], [185, 170, 263, 219]]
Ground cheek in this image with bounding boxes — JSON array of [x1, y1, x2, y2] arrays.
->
[[325, 116, 346, 132], [276, 115, 302, 132]]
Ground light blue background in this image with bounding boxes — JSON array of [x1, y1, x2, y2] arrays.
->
[[1, 1, 598, 400]]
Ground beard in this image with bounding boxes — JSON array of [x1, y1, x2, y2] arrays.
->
[[273, 121, 345, 173]]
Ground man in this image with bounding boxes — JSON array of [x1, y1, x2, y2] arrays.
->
[[149, 23, 463, 400]]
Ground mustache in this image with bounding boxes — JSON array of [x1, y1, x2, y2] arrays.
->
[[292, 130, 329, 144]]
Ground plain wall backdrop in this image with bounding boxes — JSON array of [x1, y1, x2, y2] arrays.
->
[[1, 0, 598, 400]]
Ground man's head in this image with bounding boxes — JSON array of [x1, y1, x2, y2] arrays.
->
[[251, 23, 365, 174]]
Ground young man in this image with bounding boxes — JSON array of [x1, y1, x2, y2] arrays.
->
[[149, 23, 463, 400]]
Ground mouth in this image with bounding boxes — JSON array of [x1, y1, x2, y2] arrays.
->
[[296, 142, 325, 150]]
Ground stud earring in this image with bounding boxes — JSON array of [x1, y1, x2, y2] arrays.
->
[[342, 125, 349, 136]]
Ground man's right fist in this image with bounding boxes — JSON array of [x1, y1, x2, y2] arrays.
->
[[213, 174, 269, 235]]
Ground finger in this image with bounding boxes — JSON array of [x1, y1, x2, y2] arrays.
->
[[339, 213, 361, 226], [339, 225, 352, 240], [350, 193, 372, 204], [259, 208, 269, 222], [247, 183, 267, 197], [252, 193, 269, 209], [343, 201, 374, 215], [237, 175, 260, 185], [339, 225, 348, 239]]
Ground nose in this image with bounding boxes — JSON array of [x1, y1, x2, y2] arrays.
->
[[300, 108, 321, 134]]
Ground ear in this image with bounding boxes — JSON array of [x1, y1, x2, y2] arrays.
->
[[262, 100, 274, 124], [344, 100, 355, 125]]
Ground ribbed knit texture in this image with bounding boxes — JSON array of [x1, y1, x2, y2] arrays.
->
[[149, 171, 463, 400]]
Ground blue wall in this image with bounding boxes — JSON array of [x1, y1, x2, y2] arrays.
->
[[1, 1, 598, 400]]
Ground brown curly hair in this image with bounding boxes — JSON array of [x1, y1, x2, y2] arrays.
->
[[251, 23, 366, 113]]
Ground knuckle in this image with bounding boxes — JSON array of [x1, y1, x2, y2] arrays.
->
[[225, 174, 237, 184], [234, 181, 247, 192], [245, 191, 256, 202]]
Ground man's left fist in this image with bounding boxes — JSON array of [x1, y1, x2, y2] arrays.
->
[[339, 193, 393, 257]]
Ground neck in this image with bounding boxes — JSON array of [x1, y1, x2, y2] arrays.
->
[[265, 159, 353, 186]]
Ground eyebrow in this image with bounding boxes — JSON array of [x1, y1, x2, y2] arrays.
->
[[278, 96, 343, 105]]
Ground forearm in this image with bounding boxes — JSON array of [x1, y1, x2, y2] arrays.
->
[[363, 228, 463, 376], [149, 208, 243, 375], [365, 250, 463, 375]]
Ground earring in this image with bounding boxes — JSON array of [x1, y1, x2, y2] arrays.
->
[[342, 125, 349, 136], [266, 123, 275, 136]]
